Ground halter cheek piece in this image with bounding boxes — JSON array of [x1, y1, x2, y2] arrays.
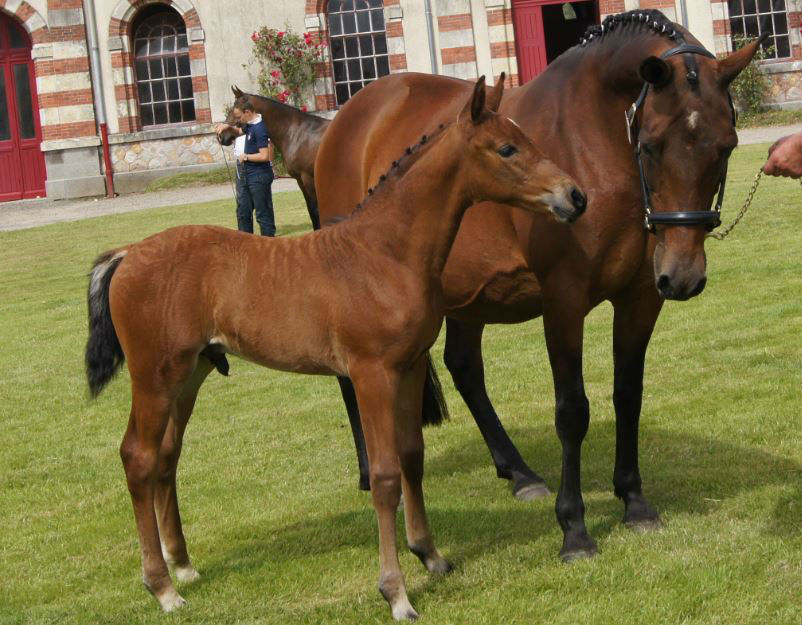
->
[[625, 44, 737, 233]]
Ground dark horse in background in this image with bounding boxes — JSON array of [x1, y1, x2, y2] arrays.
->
[[315, 10, 762, 560], [217, 87, 329, 230]]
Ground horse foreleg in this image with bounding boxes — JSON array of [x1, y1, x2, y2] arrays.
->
[[443, 317, 549, 500], [397, 359, 452, 576], [299, 175, 321, 230], [155, 357, 215, 584], [351, 365, 417, 621], [611, 285, 663, 530], [337, 376, 371, 490], [542, 295, 596, 561], [120, 385, 184, 611]]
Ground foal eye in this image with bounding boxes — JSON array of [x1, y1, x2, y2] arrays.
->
[[497, 144, 518, 158]]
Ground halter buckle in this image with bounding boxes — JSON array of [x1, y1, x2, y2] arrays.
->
[[625, 103, 637, 145]]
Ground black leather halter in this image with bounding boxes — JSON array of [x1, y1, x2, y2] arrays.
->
[[625, 43, 737, 233]]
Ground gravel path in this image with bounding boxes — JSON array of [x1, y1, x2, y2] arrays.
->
[[0, 124, 797, 233]]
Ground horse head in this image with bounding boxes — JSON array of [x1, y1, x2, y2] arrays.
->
[[457, 75, 586, 224], [629, 30, 763, 300]]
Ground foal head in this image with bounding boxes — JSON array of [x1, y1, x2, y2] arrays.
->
[[456, 76, 586, 224]]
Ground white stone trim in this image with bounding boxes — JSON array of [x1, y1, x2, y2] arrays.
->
[[40, 103, 96, 125], [439, 28, 475, 48], [41, 136, 101, 152], [436, 0, 471, 15], [189, 27, 204, 42], [3, 0, 23, 16], [710, 2, 728, 21], [38, 73, 92, 93], [31, 43, 53, 59], [387, 36, 406, 55], [385, 5, 403, 20], [305, 15, 321, 30], [24, 12, 46, 32], [441, 60, 478, 79]]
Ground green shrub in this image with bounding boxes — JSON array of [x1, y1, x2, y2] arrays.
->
[[730, 36, 774, 115]]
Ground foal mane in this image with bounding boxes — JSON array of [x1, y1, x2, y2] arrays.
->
[[348, 120, 452, 216], [578, 9, 687, 47]]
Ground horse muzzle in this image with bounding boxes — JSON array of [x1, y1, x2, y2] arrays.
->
[[544, 185, 587, 224], [656, 272, 707, 301]]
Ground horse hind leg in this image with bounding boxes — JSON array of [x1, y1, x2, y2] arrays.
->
[[120, 384, 184, 611], [155, 357, 215, 585], [443, 318, 549, 500]]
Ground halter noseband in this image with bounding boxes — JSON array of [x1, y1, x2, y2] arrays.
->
[[625, 44, 737, 234]]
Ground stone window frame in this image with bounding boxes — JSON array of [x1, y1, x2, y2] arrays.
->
[[108, 0, 210, 133], [728, 0, 793, 59]]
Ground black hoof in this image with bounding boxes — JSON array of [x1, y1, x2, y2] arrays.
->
[[623, 499, 661, 530], [559, 534, 598, 562]]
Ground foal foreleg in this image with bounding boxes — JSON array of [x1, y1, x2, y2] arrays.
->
[[120, 386, 184, 611], [611, 286, 663, 529], [397, 361, 452, 575], [352, 367, 417, 622], [443, 318, 548, 500], [155, 358, 214, 583]]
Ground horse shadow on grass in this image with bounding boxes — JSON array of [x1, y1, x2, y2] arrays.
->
[[190, 419, 798, 611]]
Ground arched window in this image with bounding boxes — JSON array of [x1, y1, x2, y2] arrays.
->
[[327, 0, 389, 106], [132, 7, 194, 126]]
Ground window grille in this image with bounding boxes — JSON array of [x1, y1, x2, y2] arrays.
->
[[728, 0, 791, 59], [327, 0, 390, 106], [133, 11, 195, 126]]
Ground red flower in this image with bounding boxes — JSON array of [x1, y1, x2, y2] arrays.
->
[[251, 32, 259, 42], [271, 70, 280, 78], [301, 105, 308, 112], [277, 31, 285, 38], [277, 92, 288, 103]]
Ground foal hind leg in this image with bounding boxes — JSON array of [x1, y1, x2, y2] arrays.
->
[[120, 383, 185, 611], [398, 360, 452, 575], [155, 357, 215, 583], [612, 288, 662, 530], [351, 365, 416, 621], [443, 318, 549, 500]]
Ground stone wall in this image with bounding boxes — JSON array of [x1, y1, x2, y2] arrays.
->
[[762, 62, 802, 110], [110, 131, 224, 173]]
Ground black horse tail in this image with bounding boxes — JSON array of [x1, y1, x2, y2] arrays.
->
[[421, 352, 449, 427], [85, 249, 127, 398]]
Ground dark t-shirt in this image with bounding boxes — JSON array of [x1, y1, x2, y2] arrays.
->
[[243, 118, 271, 175]]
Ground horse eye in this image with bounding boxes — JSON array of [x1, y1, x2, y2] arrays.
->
[[497, 144, 518, 158]]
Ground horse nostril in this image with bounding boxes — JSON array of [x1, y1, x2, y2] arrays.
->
[[657, 274, 671, 294], [689, 276, 707, 298], [570, 188, 587, 213]]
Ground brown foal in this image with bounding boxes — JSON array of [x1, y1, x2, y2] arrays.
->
[[85, 77, 585, 620]]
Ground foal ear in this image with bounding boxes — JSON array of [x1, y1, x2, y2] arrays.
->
[[486, 72, 505, 113], [460, 75, 487, 126], [232, 85, 244, 99], [639, 56, 673, 87], [717, 34, 766, 87]]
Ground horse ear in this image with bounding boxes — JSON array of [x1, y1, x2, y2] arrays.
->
[[460, 75, 487, 126], [486, 72, 505, 113], [639, 56, 673, 87], [232, 85, 244, 99], [717, 34, 766, 87]]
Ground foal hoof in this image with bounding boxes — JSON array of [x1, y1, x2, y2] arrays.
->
[[391, 603, 419, 622], [156, 588, 187, 612], [175, 565, 201, 584], [513, 480, 550, 501], [625, 516, 663, 533], [427, 556, 453, 575]]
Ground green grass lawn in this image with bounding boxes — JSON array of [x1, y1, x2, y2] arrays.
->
[[1, 144, 800, 624]]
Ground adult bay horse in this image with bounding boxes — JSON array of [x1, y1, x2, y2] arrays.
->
[[218, 87, 329, 229], [85, 77, 585, 620], [315, 10, 762, 561]]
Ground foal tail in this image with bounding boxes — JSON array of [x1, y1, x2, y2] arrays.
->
[[422, 353, 449, 427], [85, 249, 127, 398]]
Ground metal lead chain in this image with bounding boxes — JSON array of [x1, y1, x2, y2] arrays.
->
[[707, 169, 764, 240]]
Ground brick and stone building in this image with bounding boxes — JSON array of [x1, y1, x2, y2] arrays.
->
[[0, 0, 798, 202]]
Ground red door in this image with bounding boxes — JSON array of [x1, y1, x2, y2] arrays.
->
[[512, 0, 548, 84], [0, 14, 46, 201]]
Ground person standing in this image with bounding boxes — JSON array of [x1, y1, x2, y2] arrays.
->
[[216, 101, 276, 235]]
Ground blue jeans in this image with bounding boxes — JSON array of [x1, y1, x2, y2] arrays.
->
[[236, 166, 275, 236]]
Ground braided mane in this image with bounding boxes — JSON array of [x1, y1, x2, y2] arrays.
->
[[350, 121, 451, 215], [579, 9, 687, 47]]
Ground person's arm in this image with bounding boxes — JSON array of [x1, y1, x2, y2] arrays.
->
[[239, 124, 271, 163], [215, 122, 242, 136], [240, 147, 270, 163], [762, 132, 802, 179]]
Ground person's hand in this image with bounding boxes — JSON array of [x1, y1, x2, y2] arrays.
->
[[238, 153, 247, 164], [214, 122, 229, 135], [762, 132, 802, 179]]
